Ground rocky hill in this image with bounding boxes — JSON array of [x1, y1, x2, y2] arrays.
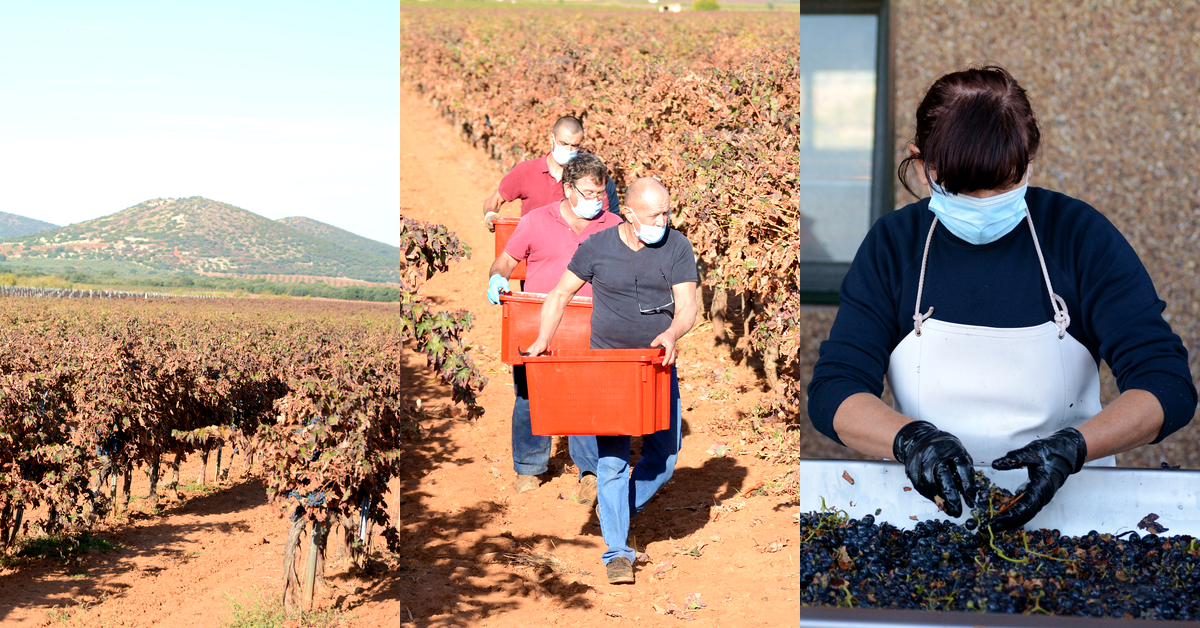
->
[[0, 197, 399, 283]]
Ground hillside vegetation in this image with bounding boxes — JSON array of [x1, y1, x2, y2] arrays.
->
[[278, 216, 401, 260], [0, 211, 58, 238], [0, 197, 399, 284]]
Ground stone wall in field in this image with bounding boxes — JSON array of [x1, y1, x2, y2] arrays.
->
[[799, 1, 1200, 466]]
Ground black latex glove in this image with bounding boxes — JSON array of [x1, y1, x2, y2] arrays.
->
[[988, 427, 1088, 531], [893, 420, 978, 518]]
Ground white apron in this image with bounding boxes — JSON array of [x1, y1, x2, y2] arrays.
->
[[885, 212, 1113, 493]]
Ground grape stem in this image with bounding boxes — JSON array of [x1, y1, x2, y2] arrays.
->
[[987, 525, 1078, 567], [818, 496, 849, 522], [837, 582, 855, 608], [1021, 534, 1075, 564], [987, 523, 1029, 564], [1027, 592, 1050, 615]]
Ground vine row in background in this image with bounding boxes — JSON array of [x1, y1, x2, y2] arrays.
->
[[0, 285, 228, 299]]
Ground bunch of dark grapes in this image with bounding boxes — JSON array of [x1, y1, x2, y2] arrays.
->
[[800, 473, 1200, 618]]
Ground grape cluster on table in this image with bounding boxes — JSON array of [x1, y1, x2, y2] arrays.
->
[[800, 473, 1200, 619]]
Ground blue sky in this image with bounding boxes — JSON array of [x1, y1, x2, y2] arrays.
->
[[0, 1, 399, 246]]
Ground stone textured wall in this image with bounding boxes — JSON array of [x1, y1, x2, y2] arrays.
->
[[799, 1, 1200, 466]]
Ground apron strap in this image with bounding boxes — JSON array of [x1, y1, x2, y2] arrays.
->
[[1024, 209, 1071, 339], [914, 211, 1072, 339], [913, 218, 938, 337]]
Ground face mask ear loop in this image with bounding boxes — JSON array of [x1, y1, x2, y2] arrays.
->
[[1025, 208, 1071, 338], [913, 217, 938, 337]]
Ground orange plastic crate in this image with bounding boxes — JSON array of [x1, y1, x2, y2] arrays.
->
[[493, 216, 526, 281], [500, 292, 592, 365], [523, 348, 671, 436]]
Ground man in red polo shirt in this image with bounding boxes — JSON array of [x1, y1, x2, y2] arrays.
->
[[483, 116, 618, 231], [486, 153, 623, 503]]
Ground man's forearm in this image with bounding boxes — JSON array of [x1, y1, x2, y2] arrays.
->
[[663, 302, 697, 344], [483, 191, 505, 215], [488, 254, 519, 279], [534, 289, 570, 347]]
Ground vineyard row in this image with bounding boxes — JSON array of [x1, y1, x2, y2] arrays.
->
[[0, 285, 228, 300]]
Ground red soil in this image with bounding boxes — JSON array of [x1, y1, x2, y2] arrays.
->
[[0, 455, 400, 627]]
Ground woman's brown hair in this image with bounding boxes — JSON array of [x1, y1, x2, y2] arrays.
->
[[898, 65, 1041, 198]]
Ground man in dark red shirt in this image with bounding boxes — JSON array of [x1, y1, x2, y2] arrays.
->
[[483, 116, 618, 232]]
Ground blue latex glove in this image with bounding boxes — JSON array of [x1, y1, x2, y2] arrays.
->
[[487, 274, 509, 305]]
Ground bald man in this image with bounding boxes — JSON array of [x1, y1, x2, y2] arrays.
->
[[525, 178, 699, 585], [482, 116, 620, 231]]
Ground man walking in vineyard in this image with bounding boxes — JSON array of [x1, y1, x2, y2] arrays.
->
[[482, 116, 619, 230], [524, 177, 698, 585], [486, 153, 623, 502]]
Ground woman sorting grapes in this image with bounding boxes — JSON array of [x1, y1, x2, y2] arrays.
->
[[807, 66, 1197, 530]]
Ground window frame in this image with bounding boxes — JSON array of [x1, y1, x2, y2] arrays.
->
[[799, 0, 893, 304]]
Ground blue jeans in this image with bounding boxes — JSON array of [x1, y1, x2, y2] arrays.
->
[[511, 365, 598, 477], [597, 367, 682, 565]]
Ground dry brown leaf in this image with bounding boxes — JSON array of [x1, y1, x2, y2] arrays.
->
[[835, 545, 853, 570], [1138, 512, 1168, 534]]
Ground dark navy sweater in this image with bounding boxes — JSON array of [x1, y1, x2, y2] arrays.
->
[[807, 187, 1197, 446]]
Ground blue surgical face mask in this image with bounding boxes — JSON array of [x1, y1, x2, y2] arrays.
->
[[631, 211, 667, 244], [571, 196, 602, 219], [551, 144, 577, 165], [927, 179, 1029, 245]]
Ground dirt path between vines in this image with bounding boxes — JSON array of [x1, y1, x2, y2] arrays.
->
[[396, 88, 799, 626]]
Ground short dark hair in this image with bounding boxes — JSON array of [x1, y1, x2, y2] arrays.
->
[[553, 115, 584, 136], [898, 65, 1041, 198], [562, 153, 609, 188]]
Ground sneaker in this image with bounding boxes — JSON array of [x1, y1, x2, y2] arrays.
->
[[606, 557, 635, 584], [576, 473, 597, 507], [512, 474, 541, 493]]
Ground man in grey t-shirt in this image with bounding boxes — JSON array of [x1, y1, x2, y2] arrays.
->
[[525, 177, 699, 585]]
